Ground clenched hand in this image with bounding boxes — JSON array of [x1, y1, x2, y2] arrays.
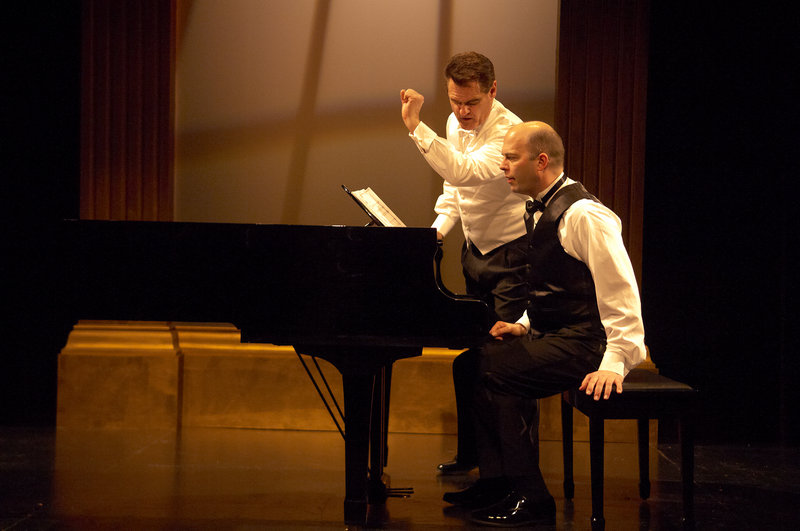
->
[[400, 88, 424, 133]]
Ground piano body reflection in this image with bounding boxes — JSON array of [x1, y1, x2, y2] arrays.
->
[[60, 220, 489, 525]]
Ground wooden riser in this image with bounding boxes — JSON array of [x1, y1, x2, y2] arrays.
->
[[57, 321, 652, 442]]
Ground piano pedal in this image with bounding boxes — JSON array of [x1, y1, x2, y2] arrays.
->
[[385, 487, 414, 498], [368, 474, 414, 502]]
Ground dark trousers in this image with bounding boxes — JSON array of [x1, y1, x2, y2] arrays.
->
[[473, 329, 604, 498], [451, 236, 528, 463]]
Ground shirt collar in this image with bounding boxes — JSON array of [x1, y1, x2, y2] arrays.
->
[[457, 126, 477, 137], [536, 172, 567, 203]]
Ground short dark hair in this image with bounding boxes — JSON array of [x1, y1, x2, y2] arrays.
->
[[444, 52, 495, 93], [527, 125, 565, 169]]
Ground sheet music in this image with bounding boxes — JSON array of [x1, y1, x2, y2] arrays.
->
[[349, 187, 406, 227]]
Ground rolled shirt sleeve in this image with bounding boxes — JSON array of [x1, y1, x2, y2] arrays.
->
[[560, 200, 647, 376], [406, 100, 528, 254]]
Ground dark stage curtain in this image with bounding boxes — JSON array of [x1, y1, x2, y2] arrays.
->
[[80, 0, 175, 221], [556, 0, 649, 283]]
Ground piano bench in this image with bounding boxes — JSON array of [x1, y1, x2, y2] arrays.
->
[[560, 368, 698, 531]]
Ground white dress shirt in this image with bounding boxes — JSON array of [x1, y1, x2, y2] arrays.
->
[[408, 99, 528, 254], [516, 176, 647, 377]]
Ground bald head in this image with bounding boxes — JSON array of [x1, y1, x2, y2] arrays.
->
[[500, 121, 566, 197], [508, 121, 565, 171]]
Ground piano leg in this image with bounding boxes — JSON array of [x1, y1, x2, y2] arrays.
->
[[368, 364, 391, 503], [295, 345, 421, 526], [341, 370, 375, 525], [380, 364, 392, 469]]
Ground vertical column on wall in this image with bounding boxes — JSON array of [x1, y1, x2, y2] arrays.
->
[[281, 0, 331, 225], [556, 0, 649, 282], [430, 0, 454, 202], [80, 0, 176, 221]]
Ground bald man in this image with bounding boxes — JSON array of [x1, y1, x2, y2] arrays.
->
[[444, 122, 646, 527]]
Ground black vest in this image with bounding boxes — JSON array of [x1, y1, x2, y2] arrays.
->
[[526, 182, 605, 339]]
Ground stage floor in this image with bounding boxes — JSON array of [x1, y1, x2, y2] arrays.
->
[[2, 427, 799, 529]]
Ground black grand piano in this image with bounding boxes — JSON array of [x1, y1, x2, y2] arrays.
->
[[59, 220, 488, 525]]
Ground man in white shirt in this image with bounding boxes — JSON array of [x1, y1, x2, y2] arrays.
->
[[444, 121, 646, 527], [401, 52, 530, 474]]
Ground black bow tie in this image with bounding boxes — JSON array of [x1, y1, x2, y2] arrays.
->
[[526, 199, 546, 213], [526, 176, 567, 216]]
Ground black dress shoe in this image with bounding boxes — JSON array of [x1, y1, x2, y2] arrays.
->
[[443, 479, 509, 510], [470, 492, 556, 527], [437, 459, 477, 475]]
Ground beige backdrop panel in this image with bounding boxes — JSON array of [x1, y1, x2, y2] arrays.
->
[[174, 0, 558, 293]]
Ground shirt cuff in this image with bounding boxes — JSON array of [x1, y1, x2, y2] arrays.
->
[[432, 214, 456, 237], [409, 121, 437, 152], [515, 311, 531, 332], [598, 352, 628, 378]]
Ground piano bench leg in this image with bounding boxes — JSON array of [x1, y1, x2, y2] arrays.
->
[[589, 415, 605, 531], [561, 395, 575, 499]]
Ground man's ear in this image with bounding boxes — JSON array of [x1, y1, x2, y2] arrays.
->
[[537, 152, 550, 170]]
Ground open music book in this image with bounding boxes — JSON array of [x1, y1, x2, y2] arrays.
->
[[342, 185, 406, 227]]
